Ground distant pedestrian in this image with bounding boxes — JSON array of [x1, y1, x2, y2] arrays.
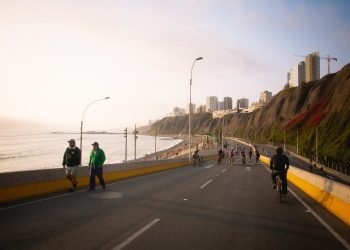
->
[[62, 139, 81, 192], [88, 142, 106, 191]]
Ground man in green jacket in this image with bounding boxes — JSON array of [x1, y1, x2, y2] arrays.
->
[[88, 142, 106, 190]]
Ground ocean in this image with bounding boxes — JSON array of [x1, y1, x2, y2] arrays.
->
[[0, 130, 182, 173]]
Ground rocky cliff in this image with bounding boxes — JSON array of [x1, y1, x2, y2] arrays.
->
[[149, 64, 350, 163]]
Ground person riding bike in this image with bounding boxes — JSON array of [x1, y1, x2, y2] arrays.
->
[[192, 150, 200, 165], [229, 149, 235, 165], [217, 148, 224, 164], [241, 149, 246, 165], [248, 148, 253, 162], [255, 149, 261, 164], [270, 147, 289, 194]]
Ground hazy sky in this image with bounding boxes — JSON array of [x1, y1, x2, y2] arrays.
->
[[1, 0, 350, 131]]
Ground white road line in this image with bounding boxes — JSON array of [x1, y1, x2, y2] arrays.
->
[[200, 179, 212, 189], [221, 169, 227, 173], [288, 188, 350, 250], [261, 161, 350, 249], [205, 165, 214, 169], [113, 218, 160, 250]]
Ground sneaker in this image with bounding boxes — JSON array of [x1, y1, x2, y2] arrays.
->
[[87, 188, 95, 191], [67, 188, 74, 193], [102, 186, 106, 191], [272, 184, 277, 189]]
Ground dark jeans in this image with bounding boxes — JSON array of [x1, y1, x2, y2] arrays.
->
[[271, 171, 287, 192], [89, 167, 106, 190]]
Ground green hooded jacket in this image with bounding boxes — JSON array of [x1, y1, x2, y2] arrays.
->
[[89, 148, 106, 168]]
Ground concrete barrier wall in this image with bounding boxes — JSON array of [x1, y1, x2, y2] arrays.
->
[[233, 139, 350, 226], [0, 158, 190, 203], [0, 154, 217, 204]]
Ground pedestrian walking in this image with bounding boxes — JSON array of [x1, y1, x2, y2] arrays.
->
[[62, 139, 81, 192], [88, 142, 106, 191]]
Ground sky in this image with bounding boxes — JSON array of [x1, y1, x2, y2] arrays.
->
[[0, 0, 350, 132]]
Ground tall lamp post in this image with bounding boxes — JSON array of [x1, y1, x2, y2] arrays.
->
[[80, 97, 110, 165], [189, 57, 203, 161]]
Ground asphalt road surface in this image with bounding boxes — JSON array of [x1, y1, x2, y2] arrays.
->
[[1, 157, 350, 250]]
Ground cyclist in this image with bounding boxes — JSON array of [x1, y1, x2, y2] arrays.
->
[[248, 148, 253, 162], [241, 149, 246, 165], [217, 148, 224, 165], [192, 150, 200, 166], [270, 147, 289, 194], [255, 149, 261, 164], [229, 149, 235, 165]]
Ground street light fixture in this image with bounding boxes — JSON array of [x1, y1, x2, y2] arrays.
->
[[189, 57, 203, 162], [80, 97, 110, 165]]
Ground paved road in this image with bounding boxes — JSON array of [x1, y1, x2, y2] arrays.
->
[[226, 139, 350, 186], [1, 158, 349, 250]]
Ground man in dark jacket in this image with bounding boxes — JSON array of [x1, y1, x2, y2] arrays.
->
[[270, 147, 289, 194], [62, 139, 81, 192]]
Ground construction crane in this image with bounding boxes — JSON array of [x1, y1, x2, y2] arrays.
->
[[320, 55, 337, 74], [294, 54, 337, 74]]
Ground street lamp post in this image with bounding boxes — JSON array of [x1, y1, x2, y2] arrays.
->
[[222, 115, 225, 150], [80, 97, 110, 165], [189, 57, 203, 162]]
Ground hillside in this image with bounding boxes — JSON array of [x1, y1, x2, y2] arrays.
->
[[148, 63, 350, 164]]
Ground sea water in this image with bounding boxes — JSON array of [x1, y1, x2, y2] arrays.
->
[[0, 130, 182, 173]]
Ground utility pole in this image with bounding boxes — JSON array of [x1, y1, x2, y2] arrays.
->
[[188, 57, 203, 162], [222, 115, 224, 150], [134, 124, 138, 161], [155, 126, 157, 159], [297, 129, 299, 155], [254, 130, 257, 142], [271, 130, 274, 146], [124, 127, 128, 163], [316, 127, 318, 162]]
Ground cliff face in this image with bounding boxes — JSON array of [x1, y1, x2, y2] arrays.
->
[[150, 63, 350, 162]]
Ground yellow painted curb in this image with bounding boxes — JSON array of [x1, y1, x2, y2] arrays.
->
[[0, 161, 190, 203], [260, 155, 350, 226]]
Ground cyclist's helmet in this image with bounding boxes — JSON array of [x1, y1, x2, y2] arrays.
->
[[276, 147, 283, 155]]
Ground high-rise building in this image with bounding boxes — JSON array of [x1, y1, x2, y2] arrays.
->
[[288, 61, 305, 87], [259, 91, 272, 103], [218, 101, 224, 111], [305, 51, 320, 82], [186, 103, 196, 114], [206, 96, 218, 112], [237, 98, 249, 110], [223, 97, 233, 110], [196, 105, 206, 113]]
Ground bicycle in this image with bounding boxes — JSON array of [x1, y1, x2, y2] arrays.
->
[[276, 174, 283, 203], [273, 170, 285, 203], [193, 155, 201, 166]]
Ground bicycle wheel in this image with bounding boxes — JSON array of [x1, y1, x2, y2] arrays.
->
[[277, 177, 282, 203]]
